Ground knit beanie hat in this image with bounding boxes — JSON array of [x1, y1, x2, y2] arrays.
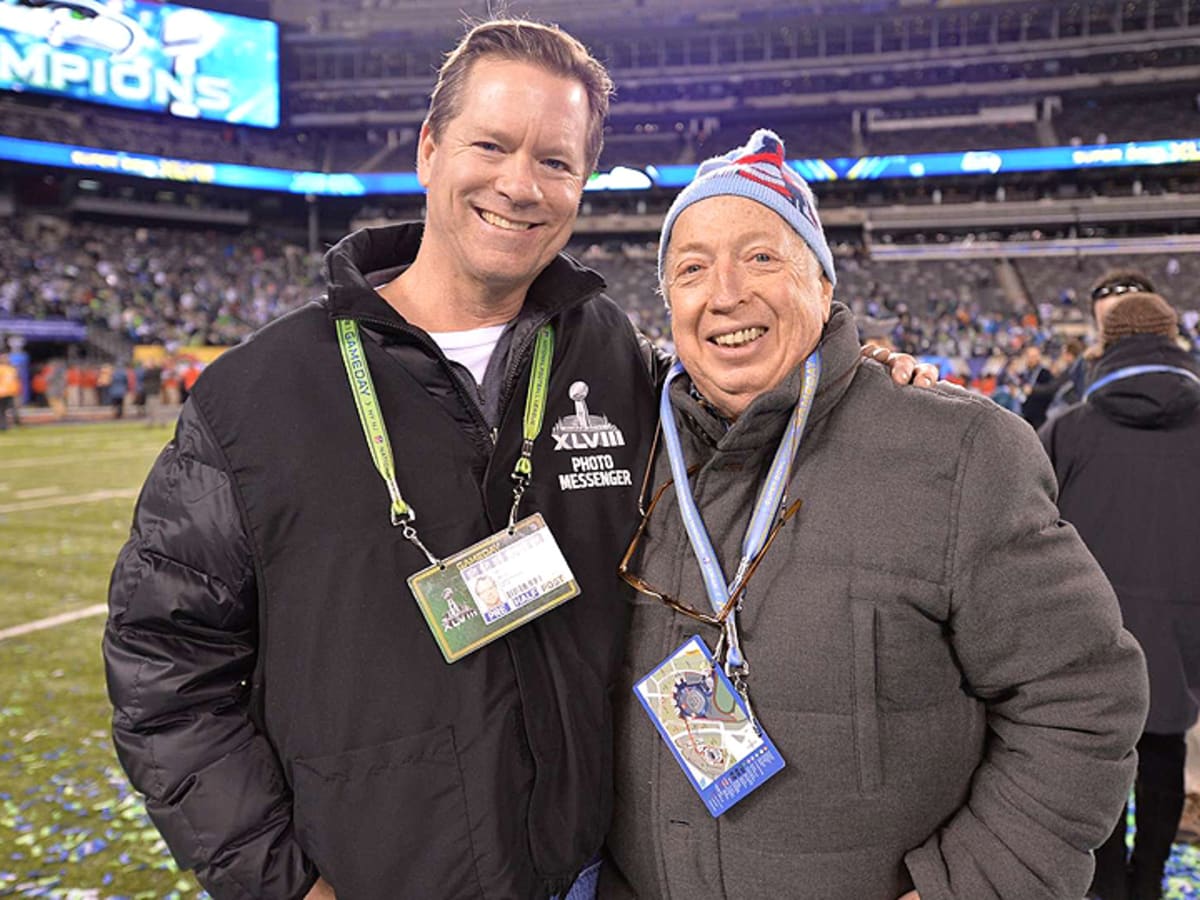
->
[[657, 128, 836, 288], [1100, 292, 1179, 350]]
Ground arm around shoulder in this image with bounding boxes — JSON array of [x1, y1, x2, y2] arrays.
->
[[905, 407, 1148, 900], [104, 398, 317, 899]]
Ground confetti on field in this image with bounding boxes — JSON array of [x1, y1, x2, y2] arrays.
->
[[1167, 843, 1200, 898], [2, 426, 1198, 897], [0, 728, 212, 897], [0, 425, 211, 894]]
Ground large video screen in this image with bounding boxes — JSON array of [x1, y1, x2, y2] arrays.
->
[[0, 0, 279, 127]]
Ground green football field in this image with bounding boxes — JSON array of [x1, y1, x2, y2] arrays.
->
[[0, 421, 208, 899], [4, 421, 1200, 900]]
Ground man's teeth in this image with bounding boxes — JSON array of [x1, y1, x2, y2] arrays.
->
[[480, 210, 533, 231], [713, 327, 766, 347]]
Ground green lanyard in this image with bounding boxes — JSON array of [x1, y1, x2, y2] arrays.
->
[[336, 318, 555, 564]]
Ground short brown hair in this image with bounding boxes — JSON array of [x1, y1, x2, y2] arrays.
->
[[1100, 292, 1179, 350], [426, 18, 612, 172]]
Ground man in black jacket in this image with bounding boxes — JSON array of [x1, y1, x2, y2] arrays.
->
[[104, 20, 660, 900], [1041, 290, 1200, 900]]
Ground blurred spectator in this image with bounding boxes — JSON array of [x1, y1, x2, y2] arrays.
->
[[1018, 343, 1057, 429], [103, 363, 130, 419], [45, 360, 66, 420], [180, 358, 203, 402], [0, 353, 19, 429], [139, 363, 166, 426], [1040, 291, 1200, 900]]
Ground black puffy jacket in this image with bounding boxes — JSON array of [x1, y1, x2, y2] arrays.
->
[[104, 224, 658, 900]]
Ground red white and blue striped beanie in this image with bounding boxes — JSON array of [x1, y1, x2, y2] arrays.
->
[[657, 128, 836, 289]]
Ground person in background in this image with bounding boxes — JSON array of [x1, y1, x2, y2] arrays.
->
[[1041, 289, 1200, 900], [1021, 340, 1081, 429], [140, 361, 165, 427], [1017, 342, 1055, 428], [132, 363, 147, 418], [1047, 268, 1159, 419], [107, 361, 129, 419], [46, 360, 67, 420], [603, 128, 1148, 900], [0, 353, 19, 430]]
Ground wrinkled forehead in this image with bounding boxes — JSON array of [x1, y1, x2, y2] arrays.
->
[[662, 202, 823, 296]]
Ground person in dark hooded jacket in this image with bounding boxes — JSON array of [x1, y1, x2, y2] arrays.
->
[[1040, 290, 1200, 900]]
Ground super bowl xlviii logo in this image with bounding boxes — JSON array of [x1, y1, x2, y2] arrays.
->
[[551, 382, 626, 451], [440, 587, 477, 631]]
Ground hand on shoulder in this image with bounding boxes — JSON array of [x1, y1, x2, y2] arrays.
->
[[861, 344, 938, 388]]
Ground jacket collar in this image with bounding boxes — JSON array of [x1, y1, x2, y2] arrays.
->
[[321, 222, 607, 329], [671, 302, 862, 454], [1088, 334, 1200, 427], [1091, 334, 1199, 381]]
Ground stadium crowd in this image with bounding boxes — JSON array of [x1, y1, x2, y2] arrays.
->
[[2, 220, 1198, 425], [0, 220, 321, 347]]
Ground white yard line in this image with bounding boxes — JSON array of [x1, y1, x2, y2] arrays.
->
[[14, 486, 63, 500], [0, 604, 108, 642], [0, 488, 138, 514], [1, 448, 158, 469]]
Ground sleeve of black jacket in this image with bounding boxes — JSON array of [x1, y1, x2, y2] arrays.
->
[[904, 406, 1149, 900], [104, 399, 317, 900]]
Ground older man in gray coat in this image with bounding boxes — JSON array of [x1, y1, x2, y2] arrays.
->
[[601, 129, 1149, 900]]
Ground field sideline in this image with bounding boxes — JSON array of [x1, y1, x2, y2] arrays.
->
[[0, 421, 207, 899]]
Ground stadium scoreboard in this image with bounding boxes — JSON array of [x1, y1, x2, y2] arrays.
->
[[0, 0, 279, 128]]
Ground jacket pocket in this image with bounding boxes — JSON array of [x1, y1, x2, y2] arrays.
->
[[292, 726, 483, 900], [853, 570, 957, 711], [850, 600, 883, 795]]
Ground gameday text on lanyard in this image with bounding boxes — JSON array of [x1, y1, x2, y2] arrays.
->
[[659, 351, 821, 726], [335, 318, 554, 561]]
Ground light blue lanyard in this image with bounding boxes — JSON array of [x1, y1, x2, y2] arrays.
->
[[659, 352, 821, 675], [1084, 364, 1200, 400]]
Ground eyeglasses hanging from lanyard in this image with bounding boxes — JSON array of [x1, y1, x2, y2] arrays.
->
[[618, 452, 802, 626], [335, 318, 555, 565], [623, 352, 821, 728]]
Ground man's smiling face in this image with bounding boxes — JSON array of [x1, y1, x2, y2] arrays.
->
[[664, 194, 833, 420], [416, 56, 590, 302]]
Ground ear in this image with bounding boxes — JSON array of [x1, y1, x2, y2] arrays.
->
[[416, 120, 437, 189], [820, 274, 834, 321], [658, 279, 672, 316]]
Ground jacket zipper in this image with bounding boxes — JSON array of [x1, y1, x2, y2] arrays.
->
[[355, 312, 496, 455], [495, 283, 606, 415]]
